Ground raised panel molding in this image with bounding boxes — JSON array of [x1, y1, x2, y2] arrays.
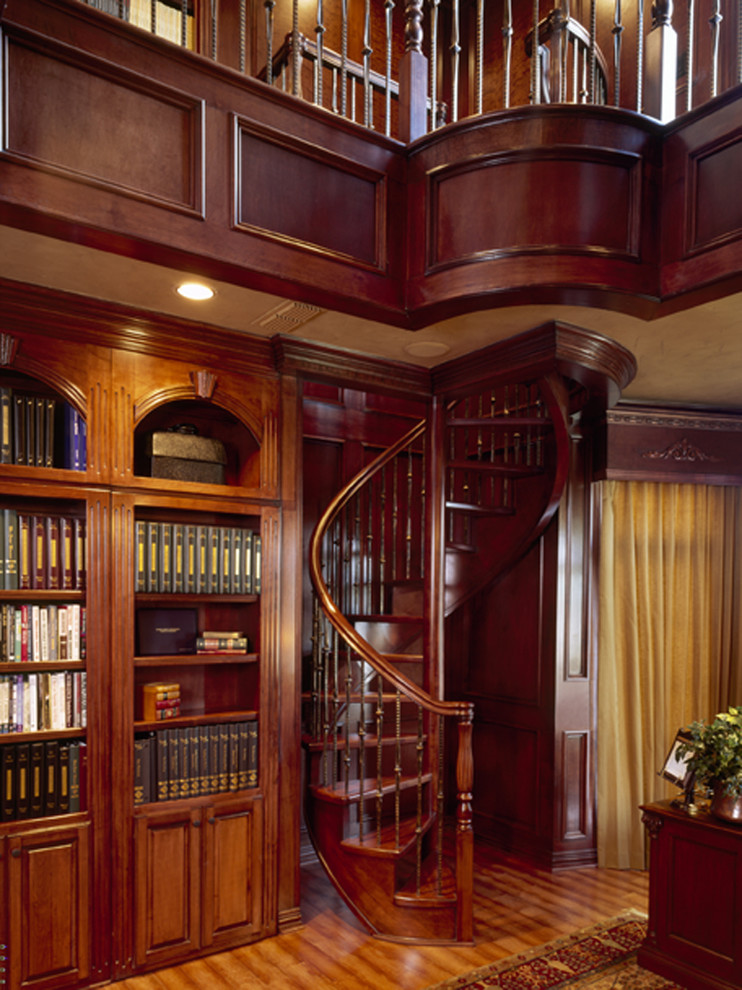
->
[[2, 27, 204, 215], [427, 147, 642, 273], [235, 119, 387, 271], [688, 131, 742, 255], [561, 731, 589, 841]]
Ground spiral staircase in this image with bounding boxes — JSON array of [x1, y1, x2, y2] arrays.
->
[[303, 323, 635, 943]]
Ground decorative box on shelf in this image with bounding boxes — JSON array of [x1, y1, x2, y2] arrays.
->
[[145, 424, 226, 485]]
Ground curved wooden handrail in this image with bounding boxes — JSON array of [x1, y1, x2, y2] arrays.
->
[[309, 417, 473, 721]]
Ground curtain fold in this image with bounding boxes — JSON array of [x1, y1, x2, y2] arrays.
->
[[597, 481, 742, 869]]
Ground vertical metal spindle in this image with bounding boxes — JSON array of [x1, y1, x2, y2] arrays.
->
[[415, 705, 424, 892], [450, 0, 461, 121], [358, 657, 367, 842], [589, 0, 597, 102], [344, 648, 353, 794], [430, 0, 441, 127], [210, 0, 217, 61], [265, 0, 275, 87], [503, 0, 514, 107], [385, 0, 395, 137], [315, 0, 325, 107], [531, 0, 541, 103], [738, 0, 742, 82], [405, 448, 413, 580], [341, 0, 349, 117], [150, 0, 156, 35], [332, 624, 340, 787], [709, 0, 723, 97], [392, 456, 399, 581], [560, 0, 572, 101], [363, 0, 373, 127], [376, 683, 384, 844], [475, 0, 484, 115], [380, 467, 387, 613], [436, 714, 445, 894], [394, 690, 402, 848], [239, 0, 246, 72], [686, 0, 696, 109], [181, 0, 188, 48], [366, 484, 374, 614], [613, 0, 624, 104], [292, 0, 301, 97], [637, 0, 645, 111]]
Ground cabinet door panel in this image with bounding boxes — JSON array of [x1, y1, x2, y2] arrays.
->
[[202, 797, 263, 950], [8, 824, 90, 990], [134, 808, 201, 970]]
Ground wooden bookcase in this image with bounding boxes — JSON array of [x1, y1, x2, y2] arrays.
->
[[0, 327, 297, 989]]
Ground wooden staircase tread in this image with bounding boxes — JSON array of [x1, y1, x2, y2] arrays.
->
[[447, 459, 544, 476], [447, 415, 552, 428], [445, 501, 516, 515], [349, 613, 423, 623], [303, 731, 427, 751], [394, 855, 457, 906], [311, 773, 432, 803], [340, 813, 435, 857]]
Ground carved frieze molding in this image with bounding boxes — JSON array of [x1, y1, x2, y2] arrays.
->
[[642, 437, 720, 462], [608, 407, 742, 432]]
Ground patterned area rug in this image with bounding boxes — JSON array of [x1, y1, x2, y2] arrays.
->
[[425, 913, 686, 990]]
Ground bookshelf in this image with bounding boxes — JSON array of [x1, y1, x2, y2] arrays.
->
[[0, 326, 296, 990]]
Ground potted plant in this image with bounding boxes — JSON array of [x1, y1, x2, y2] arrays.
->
[[677, 706, 742, 822]]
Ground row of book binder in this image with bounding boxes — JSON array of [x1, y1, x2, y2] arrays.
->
[[1, 738, 86, 821], [0, 389, 86, 470], [135, 521, 261, 595], [0, 671, 87, 733], [134, 720, 257, 804], [0, 603, 86, 662], [0, 510, 86, 591]]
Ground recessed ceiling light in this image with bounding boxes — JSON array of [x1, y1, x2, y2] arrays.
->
[[176, 281, 214, 301]]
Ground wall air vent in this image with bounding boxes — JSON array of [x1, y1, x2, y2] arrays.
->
[[253, 301, 323, 334]]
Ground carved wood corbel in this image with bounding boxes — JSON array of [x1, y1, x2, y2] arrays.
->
[[190, 369, 217, 399], [0, 333, 19, 367]]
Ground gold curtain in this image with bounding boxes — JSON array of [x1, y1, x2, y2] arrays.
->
[[596, 481, 742, 869]]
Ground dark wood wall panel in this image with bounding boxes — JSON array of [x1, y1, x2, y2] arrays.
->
[[428, 149, 640, 272], [237, 125, 384, 269], [472, 721, 540, 832], [691, 134, 742, 252], [561, 731, 589, 840], [600, 406, 742, 484], [4, 33, 202, 213]]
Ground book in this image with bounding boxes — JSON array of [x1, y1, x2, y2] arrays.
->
[[44, 739, 58, 815], [218, 722, 229, 792], [60, 516, 74, 590], [247, 720, 258, 788], [0, 387, 11, 464], [173, 524, 185, 593], [57, 739, 70, 813], [253, 534, 262, 594], [208, 723, 219, 793], [44, 398, 56, 467], [12, 394, 24, 465], [30, 740, 44, 817], [158, 522, 173, 594], [167, 728, 180, 800], [3, 509, 17, 590], [178, 729, 190, 799], [17, 513, 31, 590], [237, 721, 249, 789], [31, 515, 46, 589], [156, 731, 169, 801], [229, 723, 239, 791], [135, 520, 147, 592], [134, 733, 147, 805], [16, 742, 30, 819], [1, 745, 15, 820], [24, 395, 35, 468], [46, 515, 61, 589], [137, 609, 197, 656], [68, 740, 80, 813], [74, 517, 86, 590], [187, 726, 200, 797]]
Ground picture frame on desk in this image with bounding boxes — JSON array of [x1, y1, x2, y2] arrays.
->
[[661, 728, 694, 788]]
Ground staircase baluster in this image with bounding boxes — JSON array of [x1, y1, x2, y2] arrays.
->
[[209, 0, 217, 60], [181, 0, 188, 49], [150, 0, 156, 34], [447, 424, 455, 544], [265, 0, 275, 87], [332, 624, 340, 788], [406, 448, 413, 580], [738, 0, 742, 82], [709, 0, 723, 97], [384, 0, 395, 136], [291, 0, 301, 97], [331, 67, 339, 114], [363, 0, 373, 127], [560, 0, 572, 101], [358, 656, 367, 842], [354, 494, 362, 614], [392, 456, 399, 581], [341, 0, 349, 116], [344, 647, 353, 794], [415, 704, 424, 893], [380, 466, 387, 613], [376, 683, 384, 845], [686, 0, 695, 109], [311, 595, 322, 740], [451, 0, 461, 121], [636, 0, 644, 110], [430, 0, 440, 127], [613, 0, 624, 104], [315, 0, 325, 107], [503, 0, 514, 107], [475, 0, 484, 115], [531, 0, 541, 103], [456, 708, 475, 942], [437, 713, 445, 894], [589, 0, 598, 101], [394, 689, 402, 847]]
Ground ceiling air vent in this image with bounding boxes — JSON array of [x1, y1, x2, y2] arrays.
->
[[253, 300, 323, 334]]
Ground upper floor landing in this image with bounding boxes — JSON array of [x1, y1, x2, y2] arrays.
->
[[0, 0, 741, 333]]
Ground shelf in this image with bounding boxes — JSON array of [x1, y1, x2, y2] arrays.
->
[[0, 589, 85, 601], [135, 652, 258, 666], [135, 593, 258, 605], [135, 709, 258, 731], [0, 660, 85, 673], [0, 727, 86, 743], [133, 787, 261, 813]]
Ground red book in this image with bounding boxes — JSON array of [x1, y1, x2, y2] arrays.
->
[[46, 516, 60, 589], [60, 517, 74, 590], [17, 514, 32, 590], [31, 516, 46, 590]]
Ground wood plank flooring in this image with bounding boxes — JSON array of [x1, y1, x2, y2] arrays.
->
[[113, 845, 648, 990]]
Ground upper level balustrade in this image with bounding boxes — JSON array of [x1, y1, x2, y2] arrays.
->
[[79, 0, 742, 139]]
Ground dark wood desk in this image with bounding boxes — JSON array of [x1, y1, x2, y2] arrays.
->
[[640, 800, 742, 990]]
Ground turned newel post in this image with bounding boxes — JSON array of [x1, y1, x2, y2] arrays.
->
[[644, 0, 677, 121], [456, 705, 474, 942], [398, 0, 428, 143]]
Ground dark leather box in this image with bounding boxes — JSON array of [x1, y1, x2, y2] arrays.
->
[[146, 430, 226, 485], [136, 608, 198, 656]]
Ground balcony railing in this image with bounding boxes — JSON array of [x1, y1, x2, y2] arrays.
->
[[80, 0, 742, 139]]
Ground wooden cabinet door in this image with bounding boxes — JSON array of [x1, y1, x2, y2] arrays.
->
[[202, 796, 263, 951], [7, 823, 90, 990], [134, 806, 201, 971]]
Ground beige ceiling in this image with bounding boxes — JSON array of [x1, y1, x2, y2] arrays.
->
[[2, 225, 741, 410]]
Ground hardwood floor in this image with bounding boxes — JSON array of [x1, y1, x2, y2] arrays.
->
[[113, 844, 648, 990]]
